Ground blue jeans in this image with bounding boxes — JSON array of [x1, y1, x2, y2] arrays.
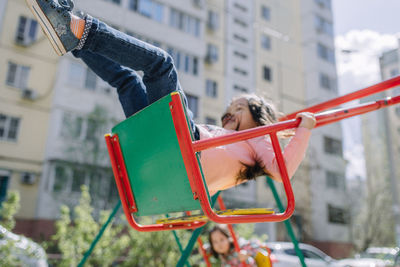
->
[[72, 17, 198, 137]]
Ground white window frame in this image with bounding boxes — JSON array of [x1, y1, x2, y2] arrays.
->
[[15, 16, 38, 46], [6, 62, 30, 89], [0, 114, 21, 142]]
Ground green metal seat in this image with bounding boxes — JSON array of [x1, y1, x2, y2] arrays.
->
[[110, 93, 210, 217]]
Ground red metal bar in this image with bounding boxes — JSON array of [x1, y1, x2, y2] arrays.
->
[[105, 134, 207, 232], [282, 75, 400, 120], [105, 134, 137, 213], [197, 237, 212, 267], [314, 95, 400, 128], [193, 119, 301, 152], [171, 93, 296, 223], [111, 135, 137, 213]]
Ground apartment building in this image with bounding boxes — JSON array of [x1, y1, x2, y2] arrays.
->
[[0, 0, 58, 236], [360, 43, 400, 245], [300, 0, 350, 255], [221, 0, 350, 256]]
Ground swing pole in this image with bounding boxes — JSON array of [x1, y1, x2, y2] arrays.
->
[[267, 178, 306, 267], [78, 201, 121, 267]]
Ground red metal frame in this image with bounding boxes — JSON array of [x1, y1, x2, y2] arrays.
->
[[105, 134, 207, 232]]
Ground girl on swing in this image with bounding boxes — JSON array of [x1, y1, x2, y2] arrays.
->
[[26, 0, 316, 195]]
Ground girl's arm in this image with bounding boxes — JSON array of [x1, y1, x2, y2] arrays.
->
[[250, 113, 315, 181]]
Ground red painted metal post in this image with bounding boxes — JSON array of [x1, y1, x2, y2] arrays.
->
[[197, 237, 212, 267]]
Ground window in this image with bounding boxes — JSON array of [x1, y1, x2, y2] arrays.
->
[[60, 113, 83, 139], [234, 67, 248, 76], [0, 174, 10, 204], [261, 34, 271, 50], [207, 10, 219, 31], [234, 18, 247, 28], [15, 16, 38, 46], [234, 85, 248, 93], [51, 164, 117, 204], [168, 47, 198, 76], [0, 114, 20, 142], [85, 68, 97, 90], [85, 119, 100, 141], [395, 107, 400, 117], [6, 62, 30, 89], [130, 0, 164, 22], [205, 80, 218, 98], [233, 34, 248, 43], [314, 15, 333, 36], [170, 8, 200, 37], [234, 51, 247, 60], [53, 165, 68, 192], [390, 68, 399, 77], [263, 66, 272, 81], [302, 250, 325, 260], [205, 117, 217, 125], [206, 44, 219, 63], [319, 73, 336, 91], [233, 3, 247, 12], [315, 0, 331, 10], [193, 57, 198, 76], [317, 43, 335, 64], [326, 171, 344, 190], [324, 136, 342, 156], [187, 95, 199, 118], [71, 169, 86, 192], [68, 62, 85, 88], [261, 6, 270, 21], [105, 0, 121, 5], [328, 204, 349, 224]]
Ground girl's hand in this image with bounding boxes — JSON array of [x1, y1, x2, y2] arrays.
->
[[296, 112, 316, 130]]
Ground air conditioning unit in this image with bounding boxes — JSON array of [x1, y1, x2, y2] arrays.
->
[[193, 0, 205, 9], [21, 88, 38, 100], [20, 172, 36, 185]]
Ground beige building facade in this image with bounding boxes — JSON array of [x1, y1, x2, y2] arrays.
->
[[0, 0, 57, 227]]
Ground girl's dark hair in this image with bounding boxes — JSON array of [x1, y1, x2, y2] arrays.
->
[[232, 94, 284, 183], [208, 225, 234, 258]]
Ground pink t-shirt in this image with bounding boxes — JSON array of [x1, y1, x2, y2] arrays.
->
[[197, 125, 312, 196]]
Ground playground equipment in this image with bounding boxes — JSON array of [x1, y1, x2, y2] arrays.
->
[[77, 76, 400, 266], [105, 76, 400, 232]]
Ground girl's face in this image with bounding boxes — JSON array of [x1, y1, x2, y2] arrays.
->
[[222, 98, 258, 131], [210, 230, 231, 255]]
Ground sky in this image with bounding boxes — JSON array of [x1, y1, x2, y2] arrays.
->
[[332, 0, 400, 180]]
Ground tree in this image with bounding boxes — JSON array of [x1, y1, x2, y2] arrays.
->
[[0, 191, 20, 231], [0, 191, 22, 266], [51, 186, 129, 267], [51, 186, 199, 266]]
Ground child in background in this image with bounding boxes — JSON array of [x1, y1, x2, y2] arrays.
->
[[25, 0, 316, 195], [209, 224, 265, 267]]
